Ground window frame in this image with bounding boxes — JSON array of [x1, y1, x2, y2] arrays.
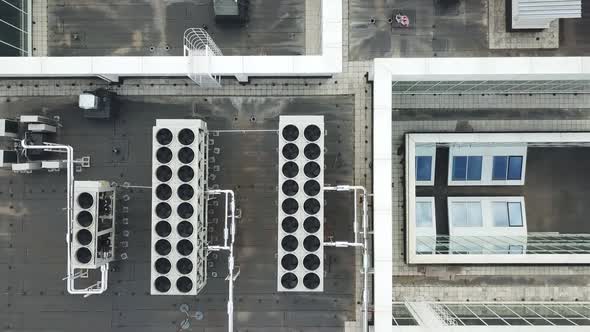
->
[[492, 155, 524, 181], [451, 155, 483, 182]]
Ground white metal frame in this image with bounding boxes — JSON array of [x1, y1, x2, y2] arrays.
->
[[323, 185, 370, 332], [277, 115, 325, 292], [183, 28, 223, 87], [206, 189, 238, 332], [20, 138, 111, 297]]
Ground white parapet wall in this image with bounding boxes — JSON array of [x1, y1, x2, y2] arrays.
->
[[0, 0, 342, 82]]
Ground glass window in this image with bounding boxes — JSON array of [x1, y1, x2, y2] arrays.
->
[[452, 156, 482, 181], [492, 156, 508, 180], [451, 202, 482, 227], [492, 155, 523, 181], [492, 202, 509, 227], [507, 156, 523, 180], [416, 201, 433, 227], [467, 156, 482, 180], [452, 156, 467, 181], [416, 156, 432, 181], [508, 202, 523, 226]]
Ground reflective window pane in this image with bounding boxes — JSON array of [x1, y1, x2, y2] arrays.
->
[[508, 156, 523, 180], [416, 201, 433, 227], [416, 156, 432, 181], [492, 202, 509, 227], [452, 156, 467, 181], [467, 156, 482, 180], [492, 156, 508, 180], [508, 202, 523, 226]]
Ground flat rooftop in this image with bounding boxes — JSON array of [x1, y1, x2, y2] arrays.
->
[[0, 95, 357, 331], [349, 0, 590, 59], [47, 0, 306, 56]]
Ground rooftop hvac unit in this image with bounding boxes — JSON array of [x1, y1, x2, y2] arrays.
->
[[277, 116, 325, 292], [151, 119, 208, 295], [0, 119, 18, 138], [214, 0, 249, 24], [71, 181, 116, 269], [0, 150, 17, 168]]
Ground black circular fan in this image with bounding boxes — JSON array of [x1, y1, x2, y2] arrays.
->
[[304, 162, 321, 178], [155, 276, 171, 292], [77, 211, 93, 227], [177, 239, 194, 256], [176, 276, 193, 293], [177, 184, 194, 201], [76, 248, 92, 264], [177, 221, 194, 237], [282, 125, 299, 141], [178, 166, 194, 182], [156, 147, 173, 164], [304, 143, 321, 160], [178, 147, 195, 164], [303, 235, 320, 252], [304, 198, 321, 215], [282, 143, 299, 160], [156, 184, 172, 200], [156, 165, 172, 182], [176, 258, 193, 274], [281, 216, 298, 233], [304, 180, 320, 196], [155, 220, 172, 237], [303, 254, 320, 270], [282, 161, 299, 178], [282, 198, 299, 214], [303, 216, 320, 233], [281, 272, 298, 289], [281, 235, 298, 252], [177, 202, 194, 219], [156, 129, 173, 145], [281, 254, 298, 271], [282, 180, 299, 196], [155, 239, 172, 255], [178, 129, 195, 145], [155, 258, 171, 274], [77, 192, 94, 209], [156, 202, 172, 219], [304, 125, 321, 142], [303, 272, 320, 289], [76, 229, 92, 246]]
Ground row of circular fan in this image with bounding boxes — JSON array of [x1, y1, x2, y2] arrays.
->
[[156, 128, 197, 146], [281, 143, 321, 161], [155, 183, 195, 201], [156, 146, 202, 164], [281, 161, 320, 178], [154, 276, 194, 293], [156, 165, 199, 183], [74, 192, 95, 264], [281, 125, 322, 142], [281, 272, 320, 290]]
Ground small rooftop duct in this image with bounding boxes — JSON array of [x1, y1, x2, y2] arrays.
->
[[511, 0, 582, 30]]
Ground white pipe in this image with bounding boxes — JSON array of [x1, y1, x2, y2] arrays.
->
[[20, 139, 108, 296], [207, 189, 237, 332], [324, 185, 369, 332]]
